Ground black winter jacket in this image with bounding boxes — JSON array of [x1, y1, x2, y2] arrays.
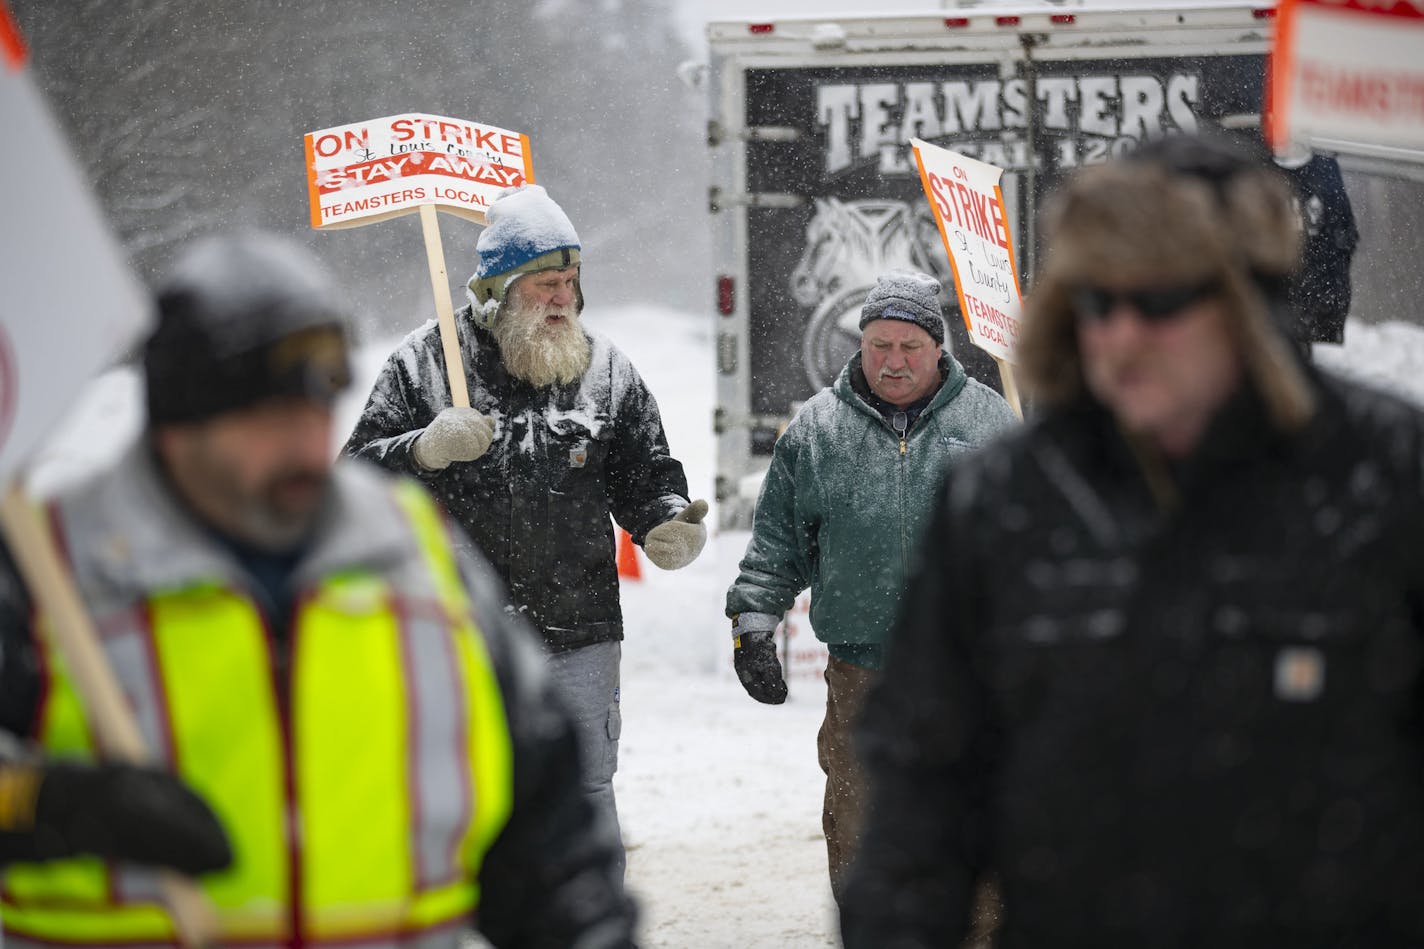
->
[[1280, 154, 1359, 345], [344, 308, 689, 651], [842, 373, 1424, 949]]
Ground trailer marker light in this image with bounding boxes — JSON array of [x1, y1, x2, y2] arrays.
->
[[944, 16, 970, 27], [748, 23, 775, 34], [1051, 14, 1077, 24], [717, 275, 735, 315], [995, 15, 1022, 26], [1252, 7, 1276, 18]]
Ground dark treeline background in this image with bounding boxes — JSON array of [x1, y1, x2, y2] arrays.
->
[[12, 1, 712, 341]]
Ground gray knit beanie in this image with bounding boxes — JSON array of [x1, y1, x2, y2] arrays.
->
[[859, 270, 945, 344]]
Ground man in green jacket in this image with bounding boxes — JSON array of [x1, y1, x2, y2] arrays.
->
[[725, 270, 1018, 903]]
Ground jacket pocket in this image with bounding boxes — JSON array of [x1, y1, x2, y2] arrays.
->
[[546, 412, 612, 489], [1205, 574, 1378, 647], [988, 555, 1137, 647], [1207, 602, 1356, 644], [992, 609, 1128, 646]]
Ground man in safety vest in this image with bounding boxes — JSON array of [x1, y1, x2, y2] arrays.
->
[[0, 232, 637, 949]]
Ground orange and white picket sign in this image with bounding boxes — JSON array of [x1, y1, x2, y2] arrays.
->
[[1269, 0, 1424, 153], [304, 113, 536, 408], [0, 3, 214, 944], [303, 113, 533, 229], [910, 138, 1025, 417]]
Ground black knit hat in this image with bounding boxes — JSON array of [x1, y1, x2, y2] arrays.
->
[[145, 232, 352, 427], [858, 270, 946, 344]]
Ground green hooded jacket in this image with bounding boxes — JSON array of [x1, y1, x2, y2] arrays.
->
[[725, 351, 1019, 669]]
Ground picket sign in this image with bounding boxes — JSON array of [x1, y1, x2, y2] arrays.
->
[[0, 3, 216, 944], [910, 139, 1026, 419], [0, 20, 149, 480], [304, 112, 536, 408], [1268, 0, 1424, 153]]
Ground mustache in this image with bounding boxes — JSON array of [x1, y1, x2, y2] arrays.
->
[[262, 468, 329, 497], [1102, 357, 1147, 377]]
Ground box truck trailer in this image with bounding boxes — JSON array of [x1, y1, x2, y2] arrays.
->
[[703, 2, 1424, 528]]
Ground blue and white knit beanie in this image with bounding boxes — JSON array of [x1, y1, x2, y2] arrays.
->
[[859, 270, 946, 344], [466, 184, 581, 326]]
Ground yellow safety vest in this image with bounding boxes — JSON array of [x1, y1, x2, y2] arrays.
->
[[2, 483, 514, 948]]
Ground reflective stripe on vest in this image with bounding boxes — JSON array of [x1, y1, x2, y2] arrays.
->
[[1, 920, 468, 949], [2, 481, 514, 946]]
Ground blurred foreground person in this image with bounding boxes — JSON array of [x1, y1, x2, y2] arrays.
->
[[842, 135, 1424, 949], [346, 184, 706, 877], [0, 232, 635, 948], [725, 270, 1016, 905]]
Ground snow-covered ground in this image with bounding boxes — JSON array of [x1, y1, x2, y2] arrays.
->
[[27, 309, 1424, 948], [582, 306, 840, 947]]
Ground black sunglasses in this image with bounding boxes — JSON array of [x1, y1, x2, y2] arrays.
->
[[1071, 281, 1220, 323]]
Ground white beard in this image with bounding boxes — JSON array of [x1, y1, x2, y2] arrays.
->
[[493, 295, 592, 388]]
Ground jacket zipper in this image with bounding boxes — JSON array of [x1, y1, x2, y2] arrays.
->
[[239, 577, 306, 949], [891, 410, 910, 570], [263, 597, 305, 949], [892, 410, 908, 455]]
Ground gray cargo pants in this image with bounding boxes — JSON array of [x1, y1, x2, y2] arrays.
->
[[546, 640, 624, 879]]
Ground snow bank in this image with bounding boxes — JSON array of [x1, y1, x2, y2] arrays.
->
[[1314, 320, 1424, 407]]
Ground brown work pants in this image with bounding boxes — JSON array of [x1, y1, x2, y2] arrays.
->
[[819, 656, 1003, 944], [817, 655, 879, 903]]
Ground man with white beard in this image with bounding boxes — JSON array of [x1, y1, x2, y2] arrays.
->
[[345, 185, 707, 877]]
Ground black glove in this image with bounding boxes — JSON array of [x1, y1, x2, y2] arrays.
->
[[16, 762, 233, 875], [734, 629, 788, 705]]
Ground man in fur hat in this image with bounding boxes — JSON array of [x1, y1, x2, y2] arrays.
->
[[840, 134, 1424, 948], [345, 185, 707, 878]]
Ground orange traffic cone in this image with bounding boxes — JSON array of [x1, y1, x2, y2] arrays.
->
[[616, 527, 642, 581]]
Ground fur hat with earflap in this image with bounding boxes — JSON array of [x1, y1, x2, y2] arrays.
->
[[1018, 132, 1313, 433], [465, 184, 582, 329]]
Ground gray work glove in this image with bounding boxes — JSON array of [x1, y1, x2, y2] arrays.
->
[[642, 499, 709, 570], [732, 613, 787, 705], [413, 407, 495, 471]]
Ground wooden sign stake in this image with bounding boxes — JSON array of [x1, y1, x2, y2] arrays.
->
[[418, 203, 471, 409], [994, 356, 1024, 420]]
